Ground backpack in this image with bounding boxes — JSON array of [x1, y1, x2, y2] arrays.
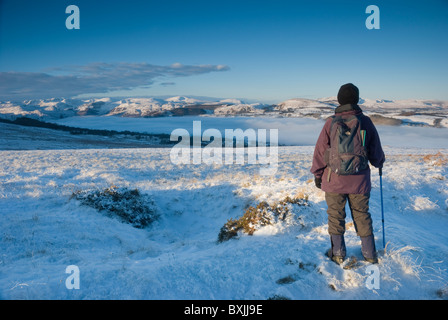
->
[[324, 114, 369, 176]]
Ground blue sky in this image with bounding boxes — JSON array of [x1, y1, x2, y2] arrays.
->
[[0, 0, 447, 102]]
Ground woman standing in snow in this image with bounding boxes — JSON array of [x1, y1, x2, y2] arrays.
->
[[311, 83, 385, 265]]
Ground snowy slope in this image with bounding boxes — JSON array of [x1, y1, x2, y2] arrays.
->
[[0, 121, 169, 150], [1, 143, 447, 299]]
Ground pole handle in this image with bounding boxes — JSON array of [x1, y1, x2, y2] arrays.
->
[[379, 167, 382, 176]]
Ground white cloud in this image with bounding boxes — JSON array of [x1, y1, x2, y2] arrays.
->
[[0, 62, 230, 99]]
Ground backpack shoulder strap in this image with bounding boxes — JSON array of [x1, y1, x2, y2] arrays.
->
[[353, 113, 365, 129], [329, 115, 340, 133]]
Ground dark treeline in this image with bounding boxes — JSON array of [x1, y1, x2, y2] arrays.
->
[[0, 117, 175, 145]]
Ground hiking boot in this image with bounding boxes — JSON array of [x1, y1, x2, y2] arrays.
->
[[326, 249, 344, 265], [363, 255, 379, 264]]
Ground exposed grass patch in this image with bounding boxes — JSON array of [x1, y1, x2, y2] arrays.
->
[[71, 186, 159, 228], [276, 275, 297, 285], [267, 294, 291, 300], [218, 194, 309, 242], [436, 285, 448, 299], [423, 152, 448, 167]]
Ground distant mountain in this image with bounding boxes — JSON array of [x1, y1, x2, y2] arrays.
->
[[1, 96, 447, 128]]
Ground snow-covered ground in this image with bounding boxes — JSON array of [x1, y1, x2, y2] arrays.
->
[[1, 124, 447, 299]]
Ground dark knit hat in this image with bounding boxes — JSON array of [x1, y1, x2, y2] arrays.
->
[[337, 83, 359, 105]]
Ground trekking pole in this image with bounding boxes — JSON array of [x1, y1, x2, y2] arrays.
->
[[379, 167, 385, 249]]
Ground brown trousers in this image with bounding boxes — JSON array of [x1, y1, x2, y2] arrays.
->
[[325, 192, 373, 237]]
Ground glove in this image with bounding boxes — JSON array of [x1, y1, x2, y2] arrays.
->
[[315, 177, 322, 189]]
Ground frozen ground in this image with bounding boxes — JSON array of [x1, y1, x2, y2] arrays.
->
[[1, 140, 447, 299]]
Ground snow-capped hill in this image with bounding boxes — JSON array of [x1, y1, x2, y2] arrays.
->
[[0, 102, 46, 118], [214, 103, 265, 115], [1, 96, 447, 127], [0, 98, 80, 119], [107, 98, 169, 117], [278, 98, 330, 108], [275, 98, 335, 118], [165, 96, 202, 104], [0, 96, 268, 119], [218, 98, 244, 105], [357, 98, 448, 110], [77, 98, 117, 116], [273, 97, 448, 127], [317, 97, 339, 106]]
